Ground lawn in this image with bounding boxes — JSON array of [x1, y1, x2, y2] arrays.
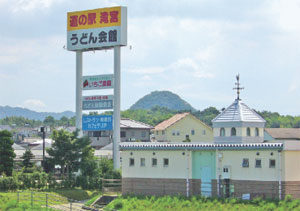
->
[[106, 195, 300, 211]]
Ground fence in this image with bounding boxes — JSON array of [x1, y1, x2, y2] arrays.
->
[[16, 191, 87, 211]]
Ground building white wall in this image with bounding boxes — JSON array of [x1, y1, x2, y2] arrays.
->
[[218, 150, 279, 181], [122, 150, 192, 179]]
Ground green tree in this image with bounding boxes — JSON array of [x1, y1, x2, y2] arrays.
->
[[59, 116, 69, 126], [0, 130, 16, 176], [47, 130, 94, 178], [43, 116, 55, 127], [21, 149, 35, 172]]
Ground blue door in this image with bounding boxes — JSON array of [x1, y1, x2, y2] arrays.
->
[[201, 166, 212, 197]]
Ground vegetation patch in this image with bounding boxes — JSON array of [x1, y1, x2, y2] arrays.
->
[[106, 195, 300, 211]]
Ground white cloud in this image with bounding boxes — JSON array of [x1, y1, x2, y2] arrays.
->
[[124, 66, 165, 74], [270, 0, 300, 33], [12, 0, 66, 12], [21, 99, 46, 111]]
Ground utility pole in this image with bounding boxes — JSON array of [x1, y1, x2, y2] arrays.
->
[[40, 126, 46, 169]]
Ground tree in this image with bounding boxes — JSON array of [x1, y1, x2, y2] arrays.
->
[[47, 130, 94, 178], [21, 149, 35, 172], [59, 116, 69, 126], [0, 130, 16, 176], [43, 116, 55, 127]]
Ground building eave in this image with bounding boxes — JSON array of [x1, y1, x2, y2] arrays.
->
[[120, 142, 283, 151]]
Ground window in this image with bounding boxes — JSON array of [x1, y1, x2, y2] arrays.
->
[[140, 158, 145, 167], [141, 131, 146, 137], [93, 131, 101, 137], [231, 128, 236, 136], [269, 159, 276, 168], [172, 130, 175, 136], [129, 158, 134, 166], [220, 128, 225, 136], [223, 167, 229, 173], [255, 159, 262, 168], [162, 130, 165, 135], [152, 158, 157, 167], [202, 130, 206, 135], [121, 131, 126, 138], [163, 158, 169, 167], [88, 131, 93, 137], [191, 129, 195, 135], [242, 158, 249, 168], [131, 131, 135, 137], [255, 128, 259, 137], [247, 128, 251, 136], [177, 131, 180, 136]]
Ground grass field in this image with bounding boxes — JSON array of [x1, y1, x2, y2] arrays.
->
[[106, 195, 300, 211], [0, 189, 101, 211]]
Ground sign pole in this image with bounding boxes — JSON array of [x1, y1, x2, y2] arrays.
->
[[76, 51, 83, 137], [113, 46, 121, 170]]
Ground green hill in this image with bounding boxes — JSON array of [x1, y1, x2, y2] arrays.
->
[[130, 91, 196, 111]]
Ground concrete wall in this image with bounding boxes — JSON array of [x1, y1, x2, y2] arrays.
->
[[154, 115, 213, 142], [282, 151, 300, 181], [122, 150, 192, 179], [218, 150, 279, 181]]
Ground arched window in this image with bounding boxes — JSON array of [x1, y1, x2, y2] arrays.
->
[[220, 128, 225, 136], [231, 127, 236, 136], [255, 128, 259, 137], [247, 127, 251, 136]]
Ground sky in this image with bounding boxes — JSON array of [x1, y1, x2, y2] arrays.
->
[[0, 0, 300, 115]]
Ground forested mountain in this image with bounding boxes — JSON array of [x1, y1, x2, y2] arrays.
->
[[0, 106, 75, 121], [1, 91, 300, 129], [130, 91, 195, 111]]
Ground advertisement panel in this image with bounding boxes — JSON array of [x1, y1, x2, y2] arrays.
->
[[67, 6, 127, 51], [82, 95, 113, 110], [82, 74, 114, 90], [82, 115, 113, 131]]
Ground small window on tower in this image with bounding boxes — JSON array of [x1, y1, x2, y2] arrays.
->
[[231, 128, 236, 136], [255, 128, 259, 137], [220, 128, 225, 136], [247, 128, 251, 136]]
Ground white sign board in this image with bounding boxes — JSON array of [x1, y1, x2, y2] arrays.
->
[[82, 95, 113, 110], [82, 74, 114, 90], [67, 7, 127, 51]]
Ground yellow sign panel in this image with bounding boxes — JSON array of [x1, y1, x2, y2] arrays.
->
[[67, 6, 127, 51], [67, 7, 121, 31]]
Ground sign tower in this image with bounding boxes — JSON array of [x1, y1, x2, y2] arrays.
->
[[67, 6, 127, 169]]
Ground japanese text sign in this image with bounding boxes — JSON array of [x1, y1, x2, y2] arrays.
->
[[82, 95, 113, 110], [82, 115, 113, 131], [67, 6, 127, 51], [82, 74, 114, 90]]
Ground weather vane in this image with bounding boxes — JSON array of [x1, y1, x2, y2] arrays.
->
[[233, 74, 244, 100]]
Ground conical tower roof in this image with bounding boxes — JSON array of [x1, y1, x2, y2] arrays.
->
[[212, 99, 265, 123]]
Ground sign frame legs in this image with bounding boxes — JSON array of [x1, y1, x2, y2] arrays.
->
[[76, 51, 83, 137], [113, 46, 121, 170]]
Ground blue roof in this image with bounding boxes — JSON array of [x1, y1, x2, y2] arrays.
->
[[212, 99, 265, 123]]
